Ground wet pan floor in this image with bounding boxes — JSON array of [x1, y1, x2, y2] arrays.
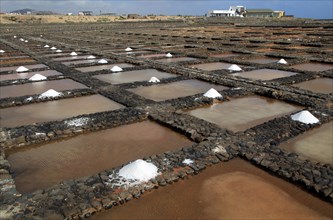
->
[[232, 68, 298, 81], [292, 78, 333, 94]]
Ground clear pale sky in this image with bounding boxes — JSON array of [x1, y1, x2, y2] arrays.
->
[[1, 0, 332, 19]]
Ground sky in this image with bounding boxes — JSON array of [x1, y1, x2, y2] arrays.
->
[[1, 0, 332, 19]]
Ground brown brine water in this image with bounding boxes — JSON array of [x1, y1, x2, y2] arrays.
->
[[232, 68, 298, 81]]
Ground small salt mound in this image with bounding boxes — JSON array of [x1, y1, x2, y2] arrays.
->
[[125, 47, 133, 51], [39, 89, 62, 98], [111, 66, 123, 72], [203, 88, 222, 98], [51, 47, 57, 50], [87, 55, 96, 59], [14, 36, 17, 38], [228, 64, 242, 72], [0, 50, 5, 53], [70, 52, 78, 56], [20, 38, 24, 41], [119, 159, 158, 182], [291, 110, 319, 124], [40, 35, 43, 37], [56, 49, 62, 53], [183, 159, 194, 165], [148, 77, 160, 83], [16, 66, 29, 72], [166, 53, 173, 58], [29, 74, 47, 81], [98, 59, 108, 64], [44, 45, 50, 48], [277, 59, 288, 64], [24, 40, 28, 43]]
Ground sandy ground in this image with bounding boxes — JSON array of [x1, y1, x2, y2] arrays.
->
[[0, 15, 192, 24]]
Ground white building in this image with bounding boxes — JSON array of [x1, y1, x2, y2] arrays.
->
[[207, 6, 246, 17]]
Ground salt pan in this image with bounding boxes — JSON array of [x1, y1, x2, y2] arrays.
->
[[29, 74, 47, 81], [203, 88, 222, 98], [166, 53, 173, 58], [228, 64, 242, 72], [277, 59, 288, 64], [119, 159, 158, 182], [56, 49, 62, 53], [291, 110, 319, 124], [125, 47, 133, 51], [44, 45, 50, 48], [87, 55, 96, 59], [0, 50, 5, 53], [183, 159, 194, 165], [16, 66, 29, 72], [148, 77, 160, 83], [39, 89, 62, 98], [98, 59, 108, 64], [111, 66, 123, 72], [51, 47, 57, 50]]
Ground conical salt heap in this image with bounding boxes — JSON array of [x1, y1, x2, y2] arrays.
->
[[24, 40, 28, 43], [125, 47, 133, 51], [203, 88, 222, 98], [39, 89, 62, 98], [16, 66, 29, 72], [98, 59, 108, 64], [111, 66, 123, 72], [166, 53, 173, 58], [14, 36, 17, 38], [277, 59, 288, 64], [87, 55, 96, 59], [51, 47, 57, 50], [29, 74, 47, 81], [148, 77, 160, 83], [228, 64, 242, 72], [291, 110, 319, 124], [44, 45, 50, 48], [118, 159, 158, 182], [70, 52, 78, 56], [0, 50, 5, 53], [56, 49, 62, 53]]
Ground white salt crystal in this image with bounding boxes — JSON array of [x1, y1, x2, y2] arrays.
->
[[203, 88, 222, 98], [125, 47, 133, 51], [277, 59, 288, 64], [148, 77, 160, 83], [98, 59, 108, 64], [228, 64, 242, 72], [166, 53, 173, 58], [111, 66, 123, 72], [70, 52, 78, 56], [182, 159, 194, 165], [119, 159, 158, 182], [29, 74, 47, 81], [16, 66, 29, 72], [39, 89, 62, 98], [291, 110, 319, 124]]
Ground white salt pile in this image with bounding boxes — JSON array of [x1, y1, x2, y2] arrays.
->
[[148, 77, 160, 83], [24, 40, 28, 43], [20, 38, 24, 41], [65, 117, 90, 127], [40, 35, 43, 37], [87, 55, 96, 59], [0, 50, 5, 53], [166, 53, 173, 58], [25, 97, 33, 102], [182, 159, 194, 165], [39, 89, 62, 98], [111, 66, 123, 72], [277, 59, 288, 64], [291, 110, 319, 124], [51, 47, 57, 50], [56, 49, 62, 53], [44, 45, 50, 48], [125, 47, 133, 51], [98, 59, 108, 64], [70, 52, 78, 56], [16, 66, 29, 72], [203, 88, 222, 98], [228, 64, 242, 72], [118, 159, 159, 182], [29, 74, 47, 81], [14, 36, 17, 38]]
